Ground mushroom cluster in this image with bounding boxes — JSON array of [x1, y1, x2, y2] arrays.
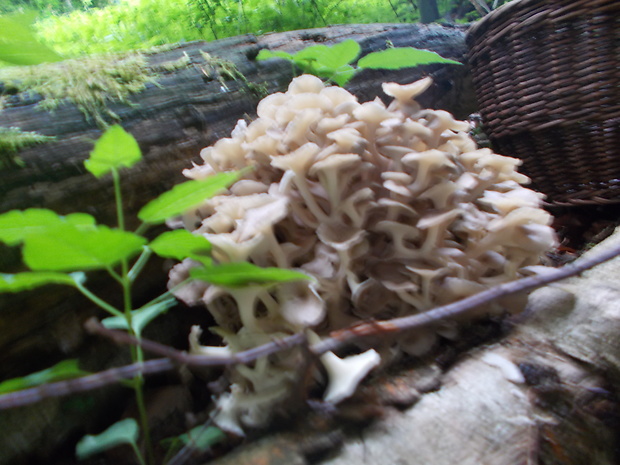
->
[[169, 74, 557, 434]]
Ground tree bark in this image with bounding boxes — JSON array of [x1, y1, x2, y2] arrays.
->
[[418, 0, 441, 23]]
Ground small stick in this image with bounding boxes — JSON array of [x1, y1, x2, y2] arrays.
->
[[0, 358, 176, 410], [85, 319, 308, 366]]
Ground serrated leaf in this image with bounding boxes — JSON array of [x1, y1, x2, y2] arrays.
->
[[0, 359, 88, 394], [138, 170, 244, 224], [0, 209, 96, 246], [190, 262, 311, 288], [149, 230, 211, 262], [23, 224, 146, 271], [357, 47, 461, 70], [294, 39, 361, 73], [0, 272, 77, 293], [76, 418, 139, 460], [256, 49, 294, 62], [101, 297, 176, 337], [84, 125, 142, 178]]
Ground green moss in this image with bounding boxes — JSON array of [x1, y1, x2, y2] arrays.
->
[[150, 53, 192, 73], [0, 49, 200, 128], [200, 51, 245, 88], [199, 51, 267, 97], [0, 126, 55, 168], [0, 52, 157, 127]]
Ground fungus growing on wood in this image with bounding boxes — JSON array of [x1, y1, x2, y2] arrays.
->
[[169, 74, 557, 433]]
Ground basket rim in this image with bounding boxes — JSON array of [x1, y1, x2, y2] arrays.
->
[[468, 0, 620, 40], [467, 0, 532, 38]]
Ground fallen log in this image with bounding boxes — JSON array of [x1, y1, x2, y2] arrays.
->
[[0, 23, 471, 230]]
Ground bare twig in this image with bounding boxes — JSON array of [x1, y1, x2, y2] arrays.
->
[[85, 319, 308, 367], [1, 242, 619, 411], [469, 0, 491, 15], [0, 358, 176, 410]]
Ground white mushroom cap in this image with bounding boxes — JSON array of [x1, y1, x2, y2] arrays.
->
[[257, 92, 288, 119], [278, 281, 325, 327], [353, 100, 393, 125], [287, 73, 325, 94], [320, 349, 381, 403], [382, 77, 433, 103], [270, 142, 320, 174], [402, 149, 456, 192]]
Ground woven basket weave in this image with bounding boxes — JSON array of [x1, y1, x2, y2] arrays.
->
[[466, 0, 620, 205]]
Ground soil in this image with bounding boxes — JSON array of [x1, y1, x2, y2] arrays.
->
[[548, 203, 620, 264]]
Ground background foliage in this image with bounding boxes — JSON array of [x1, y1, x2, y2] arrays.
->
[[0, 0, 506, 59]]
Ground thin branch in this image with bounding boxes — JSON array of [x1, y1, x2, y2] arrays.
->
[[469, 0, 491, 15], [1, 242, 619, 411], [0, 358, 175, 410], [85, 319, 308, 367]]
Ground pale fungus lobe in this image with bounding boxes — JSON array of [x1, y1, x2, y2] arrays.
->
[[170, 75, 557, 433]]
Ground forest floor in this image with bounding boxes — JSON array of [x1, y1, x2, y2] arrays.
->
[[549, 202, 620, 264]]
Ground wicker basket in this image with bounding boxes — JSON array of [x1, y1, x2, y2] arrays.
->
[[466, 0, 620, 205]]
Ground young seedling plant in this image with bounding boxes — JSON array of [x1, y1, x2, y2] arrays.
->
[[256, 39, 461, 86], [0, 124, 310, 464]]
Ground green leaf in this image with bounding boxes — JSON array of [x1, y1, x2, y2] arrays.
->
[[0, 359, 88, 394], [101, 297, 176, 337], [138, 170, 245, 224], [179, 425, 226, 451], [293, 39, 361, 74], [256, 49, 294, 62], [357, 47, 461, 70], [0, 209, 95, 246], [0, 13, 63, 65], [23, 224, 146, 271], [190, 262, 311, 288], [329, 64, 357, 86], [149, 230, 212, 262], [0, 272, 77, 293], [84, 125, 142, 178], [76, 418, 139, 460]]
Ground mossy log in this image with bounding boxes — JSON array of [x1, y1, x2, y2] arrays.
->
[[0, 23, 472, 465]]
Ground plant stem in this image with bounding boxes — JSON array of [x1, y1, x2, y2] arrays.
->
[[139, 278, 190, 309], [106, 266, 124, 286], [134, 221, 150, 237], [74, 281, 125, 318], [112, 168, 125, 232], [131, 440, 147, 465], [133, 375, 153, 465], [128, 247, 153, 283], [112, 168, 133, 315], [112, 166, 154, 465]]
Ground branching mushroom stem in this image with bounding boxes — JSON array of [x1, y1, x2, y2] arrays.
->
[[1, 242, 619, 411]]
